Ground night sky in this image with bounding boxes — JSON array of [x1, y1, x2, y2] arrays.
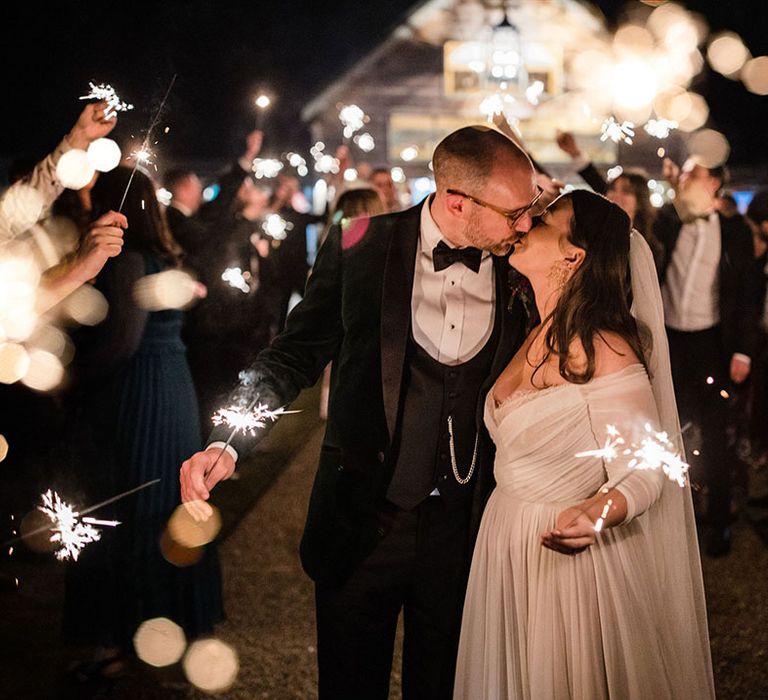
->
[[2, 1, 767, 170]]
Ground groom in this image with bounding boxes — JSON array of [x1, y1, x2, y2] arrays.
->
[[180, 125, 541, 698]]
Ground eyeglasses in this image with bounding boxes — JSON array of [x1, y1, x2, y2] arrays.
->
[[446, 186, 545, 228]]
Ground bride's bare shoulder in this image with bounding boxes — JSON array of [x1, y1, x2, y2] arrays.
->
[[591, 331, 642, 376], [565, 332, 641, 377]]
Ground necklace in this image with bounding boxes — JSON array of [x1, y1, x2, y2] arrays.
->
[[447, 415, 478, 485]]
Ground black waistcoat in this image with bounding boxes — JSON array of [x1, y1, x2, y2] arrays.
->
[[386, 301, 501, 510]]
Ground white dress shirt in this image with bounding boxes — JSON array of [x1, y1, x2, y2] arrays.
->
[[411, 197, 496, 365], [210, 198, 497, 464], [662, 212, 721, 332]]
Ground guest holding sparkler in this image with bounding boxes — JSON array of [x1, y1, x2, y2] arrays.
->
[[63, 166, 223, 681], [454, 190, 714, 698], [655, 157, 757, 556], [555, 131, 664, 270]]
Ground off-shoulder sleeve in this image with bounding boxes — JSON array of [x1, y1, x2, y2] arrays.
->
[[583, 366, 665, 523]]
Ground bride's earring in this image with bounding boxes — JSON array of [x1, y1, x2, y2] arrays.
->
[[547, 261, 570, 288]]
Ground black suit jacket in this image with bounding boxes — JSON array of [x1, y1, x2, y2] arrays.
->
[[208, 203, 529, 582], [653, 205, 758, 360]]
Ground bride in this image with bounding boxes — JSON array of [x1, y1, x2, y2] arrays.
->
[[454, 190, 714, 699]]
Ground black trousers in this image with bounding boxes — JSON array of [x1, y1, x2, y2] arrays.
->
[[315, 496, 471, 699], [667, 326, 732, 531]]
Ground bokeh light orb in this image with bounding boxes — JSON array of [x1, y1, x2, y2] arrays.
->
[[167, 502, 222, 549], [742, 56, 768, 95], [56, 149, 96, 190], [133, 270, 199, 311], [687, 129, 731, 168], [20, 349, 64, 392], [134, 617, 187, 667], [0, 185, 44, 237], [707, 32, 751, 77], [675, 92, 709, 132], [160, 528, 205, 567], [87, 138, 122, 173], [0, 342, 31, 384], [612, 58, 658, 110], [183, 639, 239, 693], [0, 434, 8, 462], [60, 285, 109, 327]]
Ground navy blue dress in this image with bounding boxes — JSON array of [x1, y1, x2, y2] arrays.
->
[[63, 251, 224, 647]]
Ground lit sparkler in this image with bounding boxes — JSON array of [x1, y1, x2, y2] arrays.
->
[[3, 479, 160, 561], [251, 158, 283, 179], [38, 490, 107, 561], [286, 152, 309, 178], [310, 142, 340, 175], [79, 82, 134, 120], [118, 74, 177, 212], [202, 397, 301, 485], [576, 422, 689, 532], [211, 403, 299, 437], [353, 133, 375, 152], [600, 117, 635, 144], [129, 145, 156, 168], [338, 104, 367, 139], [262, 214, 293, 240], [577, 423, 688, 488], [221, 267, 250, 294], [644, 118, 678, 139]]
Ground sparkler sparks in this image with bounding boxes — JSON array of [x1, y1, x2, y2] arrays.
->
[[353, 133, 375, 152], [262, 214, 293, 240], [38, 490, 103, 562], [129, 146, 156, 167], [644, 118, 679, 139], [338, 104, 367, 139], [310, 142, 340, 175], [600, 117, 636, 144], [79, 82, 134, 119], [250, 158, 283, 180], [576, 423, 689, 533], [221, 267, 250, 294], [577, 422, 689, 489], [211, 403, 298, 436]]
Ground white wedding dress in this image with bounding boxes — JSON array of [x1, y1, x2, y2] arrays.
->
[[454, 364, 715, 699]]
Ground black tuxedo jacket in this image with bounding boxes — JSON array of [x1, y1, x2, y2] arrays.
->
[[653, 204, 759, 360], [208, 203, 529, 582]]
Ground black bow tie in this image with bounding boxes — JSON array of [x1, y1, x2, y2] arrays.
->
[[432, 240, 483, 273]]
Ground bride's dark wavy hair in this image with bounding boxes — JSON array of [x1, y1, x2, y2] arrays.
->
[[532, 189, 645, 385]]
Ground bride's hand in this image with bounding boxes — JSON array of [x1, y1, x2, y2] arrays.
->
[[541, 506, 597, 555]]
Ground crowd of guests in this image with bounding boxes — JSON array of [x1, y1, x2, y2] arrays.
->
[[557, 131, 768, 557], [1, 100, 767, 687]]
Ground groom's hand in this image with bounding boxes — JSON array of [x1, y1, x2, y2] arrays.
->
[[180, 448, 236, 513]]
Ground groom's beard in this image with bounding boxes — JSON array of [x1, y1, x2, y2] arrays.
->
[[462, 209, 515, 256]]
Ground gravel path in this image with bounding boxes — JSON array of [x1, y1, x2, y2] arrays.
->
[[3, 422, 768, 698]]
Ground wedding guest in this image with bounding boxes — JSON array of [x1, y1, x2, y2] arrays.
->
[[605, 169, 664, 272], [63, 166, 223, 681], [655, 157, 757, 556], [369, 167, 402, 212], [267, 173, 317, 330], [746, 190, 768, 465]]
